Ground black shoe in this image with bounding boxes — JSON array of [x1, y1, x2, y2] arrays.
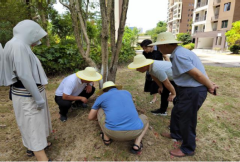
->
[[72, 102, 88, 109], [81, 103, 88, 108], [151, 109, 167, 116], [60, 115, 67, 122]]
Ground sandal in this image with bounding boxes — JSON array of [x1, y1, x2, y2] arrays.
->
[[26, 149, 34, 157], [26, 142, 52, 157], [100, 132, 112, 146], [131, 141, 143, 155]]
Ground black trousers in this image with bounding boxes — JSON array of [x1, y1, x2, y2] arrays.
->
[[55, 87, 95, 116], [170, 86, 207, 154], [159, 81, 177, 113]]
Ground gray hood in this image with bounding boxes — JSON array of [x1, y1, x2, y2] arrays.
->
[[13, 20, 47, 45]]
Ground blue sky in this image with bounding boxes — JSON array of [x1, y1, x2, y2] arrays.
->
[[53, 0, 168, 33]]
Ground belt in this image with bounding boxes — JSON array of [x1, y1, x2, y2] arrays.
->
[[12, 85, 44, 97]]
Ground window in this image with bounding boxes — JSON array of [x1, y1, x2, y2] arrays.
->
[[221, 20, 228, 28], [224, 2, 231, 11], [192, 9, 193, 11], [188, 14, 189, 17]]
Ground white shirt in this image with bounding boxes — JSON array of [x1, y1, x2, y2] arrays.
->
[[55, 73, 87, 96]]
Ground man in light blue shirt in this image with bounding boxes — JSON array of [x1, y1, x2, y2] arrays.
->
[[149, 32, 218, 157], [128, 54, 177, 115], [55, 67, 102, 122], [88, 81, 149, 155]]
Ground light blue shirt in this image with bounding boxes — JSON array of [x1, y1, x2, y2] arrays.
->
[[149, 60, 173, 82], [170, 46, 207, 87], [55, 73, 87, 96], [92, 88, 144, 131]]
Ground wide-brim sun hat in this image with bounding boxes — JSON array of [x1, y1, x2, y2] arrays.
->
[[128, 54, 154, 69], [96, 81, 122, 95], [148, 32, 182, 46], [76, 67, 102, 81]]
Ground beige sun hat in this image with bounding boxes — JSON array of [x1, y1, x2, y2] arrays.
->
[[96, 81, 122, 95], [76, 67, 102, 81], [128, 54, 154, 69], [148, 32, 182, 46]]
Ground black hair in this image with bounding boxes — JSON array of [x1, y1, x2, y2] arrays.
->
[[140, 39, 152, 47]]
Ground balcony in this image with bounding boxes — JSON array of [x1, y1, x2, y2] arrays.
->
[[213, 0, 221, 6], [194, 16, 207, 23], [194, 30, 204, 34], [211, 14, 219, 21], [196, 1, 208, 9]]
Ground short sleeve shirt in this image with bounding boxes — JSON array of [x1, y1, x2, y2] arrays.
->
[[92, 88, 144, 131], [149, 60, 173, 82], [170, 46, 207, 87], [55, 73, 86, 96]]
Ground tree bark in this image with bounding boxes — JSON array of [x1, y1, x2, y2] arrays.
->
[[60, 0, 97, 69], [108, 0, 129, 82], [37, 1, 50, 47], [99, 0, 111, 84]]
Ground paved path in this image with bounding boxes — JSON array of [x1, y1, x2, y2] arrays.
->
[[193, 50, 240, 67], [135, 50, 240, 67]]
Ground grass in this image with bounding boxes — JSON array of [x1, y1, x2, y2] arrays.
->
[[0, 65, 240, 161]]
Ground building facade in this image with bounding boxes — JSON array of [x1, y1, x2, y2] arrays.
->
[[167, 0, 195, 36], [192, 0, 240, 50]]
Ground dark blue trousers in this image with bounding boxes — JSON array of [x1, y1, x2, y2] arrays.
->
[[170, 86, 207, 154]]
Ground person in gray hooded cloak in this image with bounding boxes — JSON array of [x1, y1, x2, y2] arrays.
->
[[3, 20, 52, 161]]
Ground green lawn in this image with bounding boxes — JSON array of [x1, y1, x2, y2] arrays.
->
[[0, 65, 240, 161]]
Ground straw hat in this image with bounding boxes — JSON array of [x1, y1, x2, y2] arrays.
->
[[128, 54, 154, 69], [96, 81, 122, 95], [148, 32, 182, 46], [76, 67, 102, 81]]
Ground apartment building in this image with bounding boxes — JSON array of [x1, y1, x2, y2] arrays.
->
[[192, 0, 240, 50], [167, 0, 195, 36]]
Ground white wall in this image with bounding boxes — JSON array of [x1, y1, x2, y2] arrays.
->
[[197, 37, 214, 49]]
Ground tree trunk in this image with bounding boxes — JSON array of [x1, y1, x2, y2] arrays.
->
[[60, 0, 97, 69], [37, 1, 50, 47], [99, 0, 111, 84], [108, 0, 129, 82], [26, 0, 32, 19]]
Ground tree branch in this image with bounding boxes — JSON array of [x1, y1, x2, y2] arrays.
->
[[59, 0, 70, 10]]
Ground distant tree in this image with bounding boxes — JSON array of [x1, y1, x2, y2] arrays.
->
[[49, 10, 73, 40], [0, 1, 29, 46], [225, 21, 240, 46], [59, 0, 98, 69], [145, 21, 167, 41], [177, 33, 192, 45]]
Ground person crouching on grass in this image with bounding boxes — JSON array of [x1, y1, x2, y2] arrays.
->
[[88, 81, 149, 155], [128, 54, 177, 114], [55, 67, 102, 122], [150, 32, 218, 157]]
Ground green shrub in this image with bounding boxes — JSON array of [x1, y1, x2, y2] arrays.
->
[[33, 44, 101, 75], [183, 43, 195, 50], [33, 43, 135, 75], [177, 33, 192, 45], [118, 42, 136, 63], [229, 45, 240, 54]]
